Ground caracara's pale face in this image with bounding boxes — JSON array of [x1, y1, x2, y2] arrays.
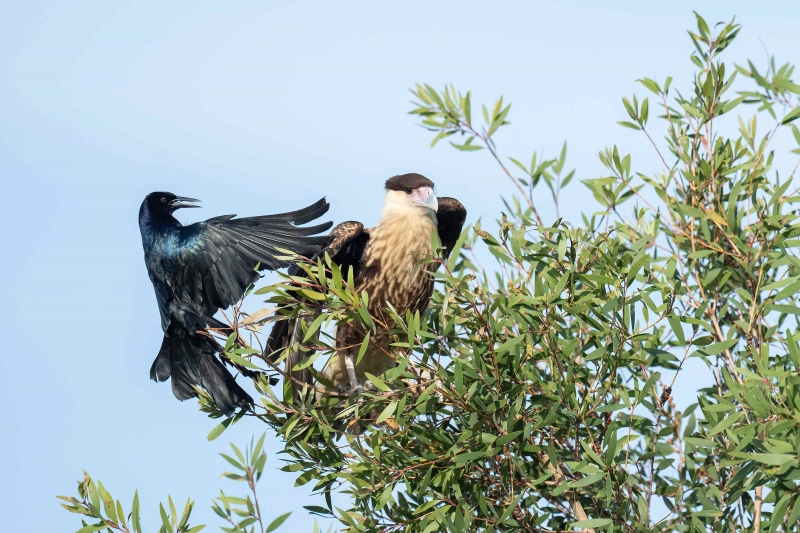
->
[[381, 186, 438, 219]]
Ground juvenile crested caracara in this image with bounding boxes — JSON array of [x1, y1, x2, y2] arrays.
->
[[266, 173, 466, 398]]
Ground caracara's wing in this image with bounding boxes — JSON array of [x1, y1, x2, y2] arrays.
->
[[265, 221, 370, 400], [165, 199, 332, 322], [265, 221, 369, 359], [437, 197, 467, 258], [322, 221, 370, 280]]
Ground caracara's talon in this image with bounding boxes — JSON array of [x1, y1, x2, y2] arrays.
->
[[336, 383, 364, 397]]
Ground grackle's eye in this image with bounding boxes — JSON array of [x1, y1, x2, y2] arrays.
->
[[161, 197, 167, 202]]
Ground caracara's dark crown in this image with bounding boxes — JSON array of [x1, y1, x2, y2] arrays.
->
[[385, 173, 435, 191]]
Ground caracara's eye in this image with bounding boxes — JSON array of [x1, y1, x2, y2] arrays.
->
[[404, 188, 413, 195], [161, 197, 167, 202]]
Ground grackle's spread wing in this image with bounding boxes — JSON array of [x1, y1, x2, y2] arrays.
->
[[164, 198, 332, 328]]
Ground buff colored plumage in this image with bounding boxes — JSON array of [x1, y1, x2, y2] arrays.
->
[[265, 173, 466, 399]]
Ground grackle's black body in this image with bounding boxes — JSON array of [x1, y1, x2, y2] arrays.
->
[[139, 192, 331, 415]]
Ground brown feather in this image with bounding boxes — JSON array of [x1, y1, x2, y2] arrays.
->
[[437, 197, 468, 257], [321, 209, 440, 389], [265, 177, 467, 402]]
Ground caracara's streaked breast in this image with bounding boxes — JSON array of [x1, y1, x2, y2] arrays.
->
[[360, 213, 438, 316], [328, 213, 439, 385]]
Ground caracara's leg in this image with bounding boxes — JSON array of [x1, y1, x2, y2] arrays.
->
[[344, 352, 362, 395]]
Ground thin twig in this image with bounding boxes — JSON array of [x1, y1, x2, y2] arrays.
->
[[753, 485, 763, 533]]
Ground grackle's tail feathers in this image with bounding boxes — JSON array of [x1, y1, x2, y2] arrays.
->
[[151, 324, 253, 416]]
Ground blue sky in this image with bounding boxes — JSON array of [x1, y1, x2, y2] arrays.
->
[[2, 1, 799, 531]]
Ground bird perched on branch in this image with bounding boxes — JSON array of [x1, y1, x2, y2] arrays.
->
[[265, 173, 466, 399], [139, 192, 332, 415]]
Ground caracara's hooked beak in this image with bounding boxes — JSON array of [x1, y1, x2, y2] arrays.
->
[[169, 196, 201, 210], [412, 187, 438, 213]]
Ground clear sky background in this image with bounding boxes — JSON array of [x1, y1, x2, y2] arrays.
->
[[2, 1, 799, 531]]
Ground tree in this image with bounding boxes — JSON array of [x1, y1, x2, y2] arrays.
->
[[61, 14, 800, 532], [58, 436, 294, 533]]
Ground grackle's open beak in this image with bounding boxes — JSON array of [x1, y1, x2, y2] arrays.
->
[[170, 196, 201, 209]]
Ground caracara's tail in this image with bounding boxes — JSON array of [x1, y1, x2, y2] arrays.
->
[[150, 324, 253, 416]]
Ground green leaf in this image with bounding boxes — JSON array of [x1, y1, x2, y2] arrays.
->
[[732, 453, 797, 466], [668, 315, 685, 344], [782, 106, 800, 125], [131, 490, 142, 533], [760, 276, 800, 292], [450, 138, 484, 151], [573, 518, 613, 528], [638, 78, 661, 94], [708, 411, 744, 435], [772, 279, 800, 301], [76, 524, 109, 533], [224, 351, 259, 370], [766, 304, 800, 315], [377, 484, 394, 510], [356, 330, 371, 365], [207, 417, 234, 441], [453, 451, 488, 465], [97, 481, 116, 523], [294, 469, 318, 487], [701, 338, 737, 355], [87, 476, 100, 514], [364, 372, 392, 392], [684, 437, 716, 449], [219, 453, 244, 471], [252, 433, 266, 465], [299, 288, 326, 301], [595, 403, 625, 413], [303, 313, 328, 342], [569, 473, 606, 488], [265, 512, 291, 532], [159, 502, 171, 532], [375, 401, 398, 424], [618, 121, 641, 130]]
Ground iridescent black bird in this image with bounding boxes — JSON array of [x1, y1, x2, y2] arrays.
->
[[139, 192, 332, 415]]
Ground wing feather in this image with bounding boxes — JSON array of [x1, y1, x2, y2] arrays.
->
[[264, 221, 369, 401], [436, 197, 467, 258], [164, 198, 332, 321], [149, 271, 172, 332]]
